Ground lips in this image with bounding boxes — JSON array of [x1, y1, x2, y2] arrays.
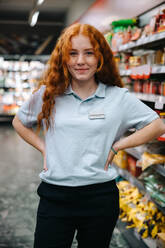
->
[[75, 68, 89, 73]]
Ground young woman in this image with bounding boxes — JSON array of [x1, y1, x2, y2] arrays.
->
[[12, 23, 165, 248]]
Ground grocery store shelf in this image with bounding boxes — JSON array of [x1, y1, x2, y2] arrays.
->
[[120, 65, 165, 76], [118, 32, 165, 52], [116, 219, 156, 248], [124, 147, 165, 177], [0, 114, 14, 121], [113, 163, 165, 215], [113, 163, 145, 192], [0, 86, 31, 89], [0, 54, 50, 61], [120, 69, 131, 76], [132, 92, 165, 104]]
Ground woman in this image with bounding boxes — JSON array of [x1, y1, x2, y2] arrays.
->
[[12, 23, 165, 248]]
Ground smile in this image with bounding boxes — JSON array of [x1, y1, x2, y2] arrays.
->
[[75, 69, 89, 72]]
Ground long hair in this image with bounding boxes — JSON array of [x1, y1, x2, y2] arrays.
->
[[36, 23, 123, 132]]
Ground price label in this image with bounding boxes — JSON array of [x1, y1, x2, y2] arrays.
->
[[149, 35, 155, 42], [143, 37, 149, 44], [155, 101, 164, 109], [156, 66, 162, 73], [160, 66, 165, 73], [158, 32, 165, 40], [136, 39, 142, 45]]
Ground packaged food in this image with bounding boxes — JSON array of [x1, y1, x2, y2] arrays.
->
[[113, 150, 128, 169], [138, 152, 165, 171], [118, 180, 165, 239], [127, 154, 142, 177], [139, 168, 165, 207]]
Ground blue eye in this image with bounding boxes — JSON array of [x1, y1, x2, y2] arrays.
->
[[86, 51, 94, 55], [69, 52, 77, 56]]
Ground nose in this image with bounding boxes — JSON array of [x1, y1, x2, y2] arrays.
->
[[77, 54, 85, 64]]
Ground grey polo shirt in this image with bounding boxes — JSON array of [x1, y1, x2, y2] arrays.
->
[[17, 82, 159, 186]]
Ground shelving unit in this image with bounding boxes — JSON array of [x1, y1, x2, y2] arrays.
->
[[103, 4, 165, 248], [120, 65, 165, 76], [125, 147, 165, 177], [116, 219, 156, 248], [0, 55, 48, 120], [113, 163, 165, 215], [118, 32, 165, 52], [132, 92, 165, 105]]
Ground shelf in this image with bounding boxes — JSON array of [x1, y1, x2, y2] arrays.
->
[[0, 86, 31, 89], [0, 114, 14, 121], [120, 65, 165, 76], [125, 147, 165, 177], [113, 163, 145, 192], [118, 32, 165, 52], [132, 92, 165, 106], [0, 54, 50, 61], [113, 163, 165, 215], [116, 219, 156, 248]]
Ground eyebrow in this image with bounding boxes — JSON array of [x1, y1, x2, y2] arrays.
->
[[70, 48, 94, 51]]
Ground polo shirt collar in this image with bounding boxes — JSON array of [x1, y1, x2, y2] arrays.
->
[[64, 82, 106, 98]]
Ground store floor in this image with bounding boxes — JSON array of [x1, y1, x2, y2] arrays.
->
[[0, 123, 130, 248]]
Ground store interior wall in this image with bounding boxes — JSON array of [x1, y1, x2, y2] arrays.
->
[[78, 0, 165, 31], [66, 0, 95, 25]]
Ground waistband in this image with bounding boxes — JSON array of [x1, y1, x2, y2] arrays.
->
[[41, 179, 116, 192]]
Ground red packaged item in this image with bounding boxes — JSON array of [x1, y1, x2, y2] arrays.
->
[[150, 81, 158, 94], [158, 82, 165, 96], [142, 81, 150, 94], [134, 80, 142, 93], [127, 154, 142, 177], [163, 82, 165, 96], [131, 27, 142, 41], [156, 9, 165, 33], [158, 82, 162, 95]]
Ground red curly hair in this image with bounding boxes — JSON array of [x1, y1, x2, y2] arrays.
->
[[36, 23, 124, 132]]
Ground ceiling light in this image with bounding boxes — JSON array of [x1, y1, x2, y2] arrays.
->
[[30, 11, 40, 26], [37, 0, 45, 5]]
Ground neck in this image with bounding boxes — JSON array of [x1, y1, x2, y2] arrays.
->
[[71, 79, 98, 99]]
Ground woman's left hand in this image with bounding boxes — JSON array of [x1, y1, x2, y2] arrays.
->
[[104, 148, 117, 171]]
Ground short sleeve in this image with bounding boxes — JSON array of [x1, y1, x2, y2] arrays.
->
[[122, 89, 159, 130], [16, 85, 45, 128]]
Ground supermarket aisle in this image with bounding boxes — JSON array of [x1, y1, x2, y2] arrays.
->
[[0, 123, 129, 248]]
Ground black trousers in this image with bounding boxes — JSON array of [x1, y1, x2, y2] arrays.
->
[[34, 180, 119, 248]]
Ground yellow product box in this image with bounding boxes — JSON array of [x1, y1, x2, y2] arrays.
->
[[113, 150, 128, 169]]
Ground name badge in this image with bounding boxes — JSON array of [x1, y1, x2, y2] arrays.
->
[[88, 109, 105, 119]]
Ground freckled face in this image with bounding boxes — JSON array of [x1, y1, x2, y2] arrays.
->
[[66, 34, 98, 83]]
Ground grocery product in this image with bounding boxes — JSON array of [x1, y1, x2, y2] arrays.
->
[[138, 167, 165, 207], [138, 152, 165, 171], [118, 180, 165, 239], [127, 154, 142, 177], [112, 150, 128, 169]]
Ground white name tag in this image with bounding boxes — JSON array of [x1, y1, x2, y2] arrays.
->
[[88, 112, 105, 119]]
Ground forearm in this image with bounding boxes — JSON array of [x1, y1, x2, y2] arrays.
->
[[113, 118, 165, 151], [12, 115, 45, 154]]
